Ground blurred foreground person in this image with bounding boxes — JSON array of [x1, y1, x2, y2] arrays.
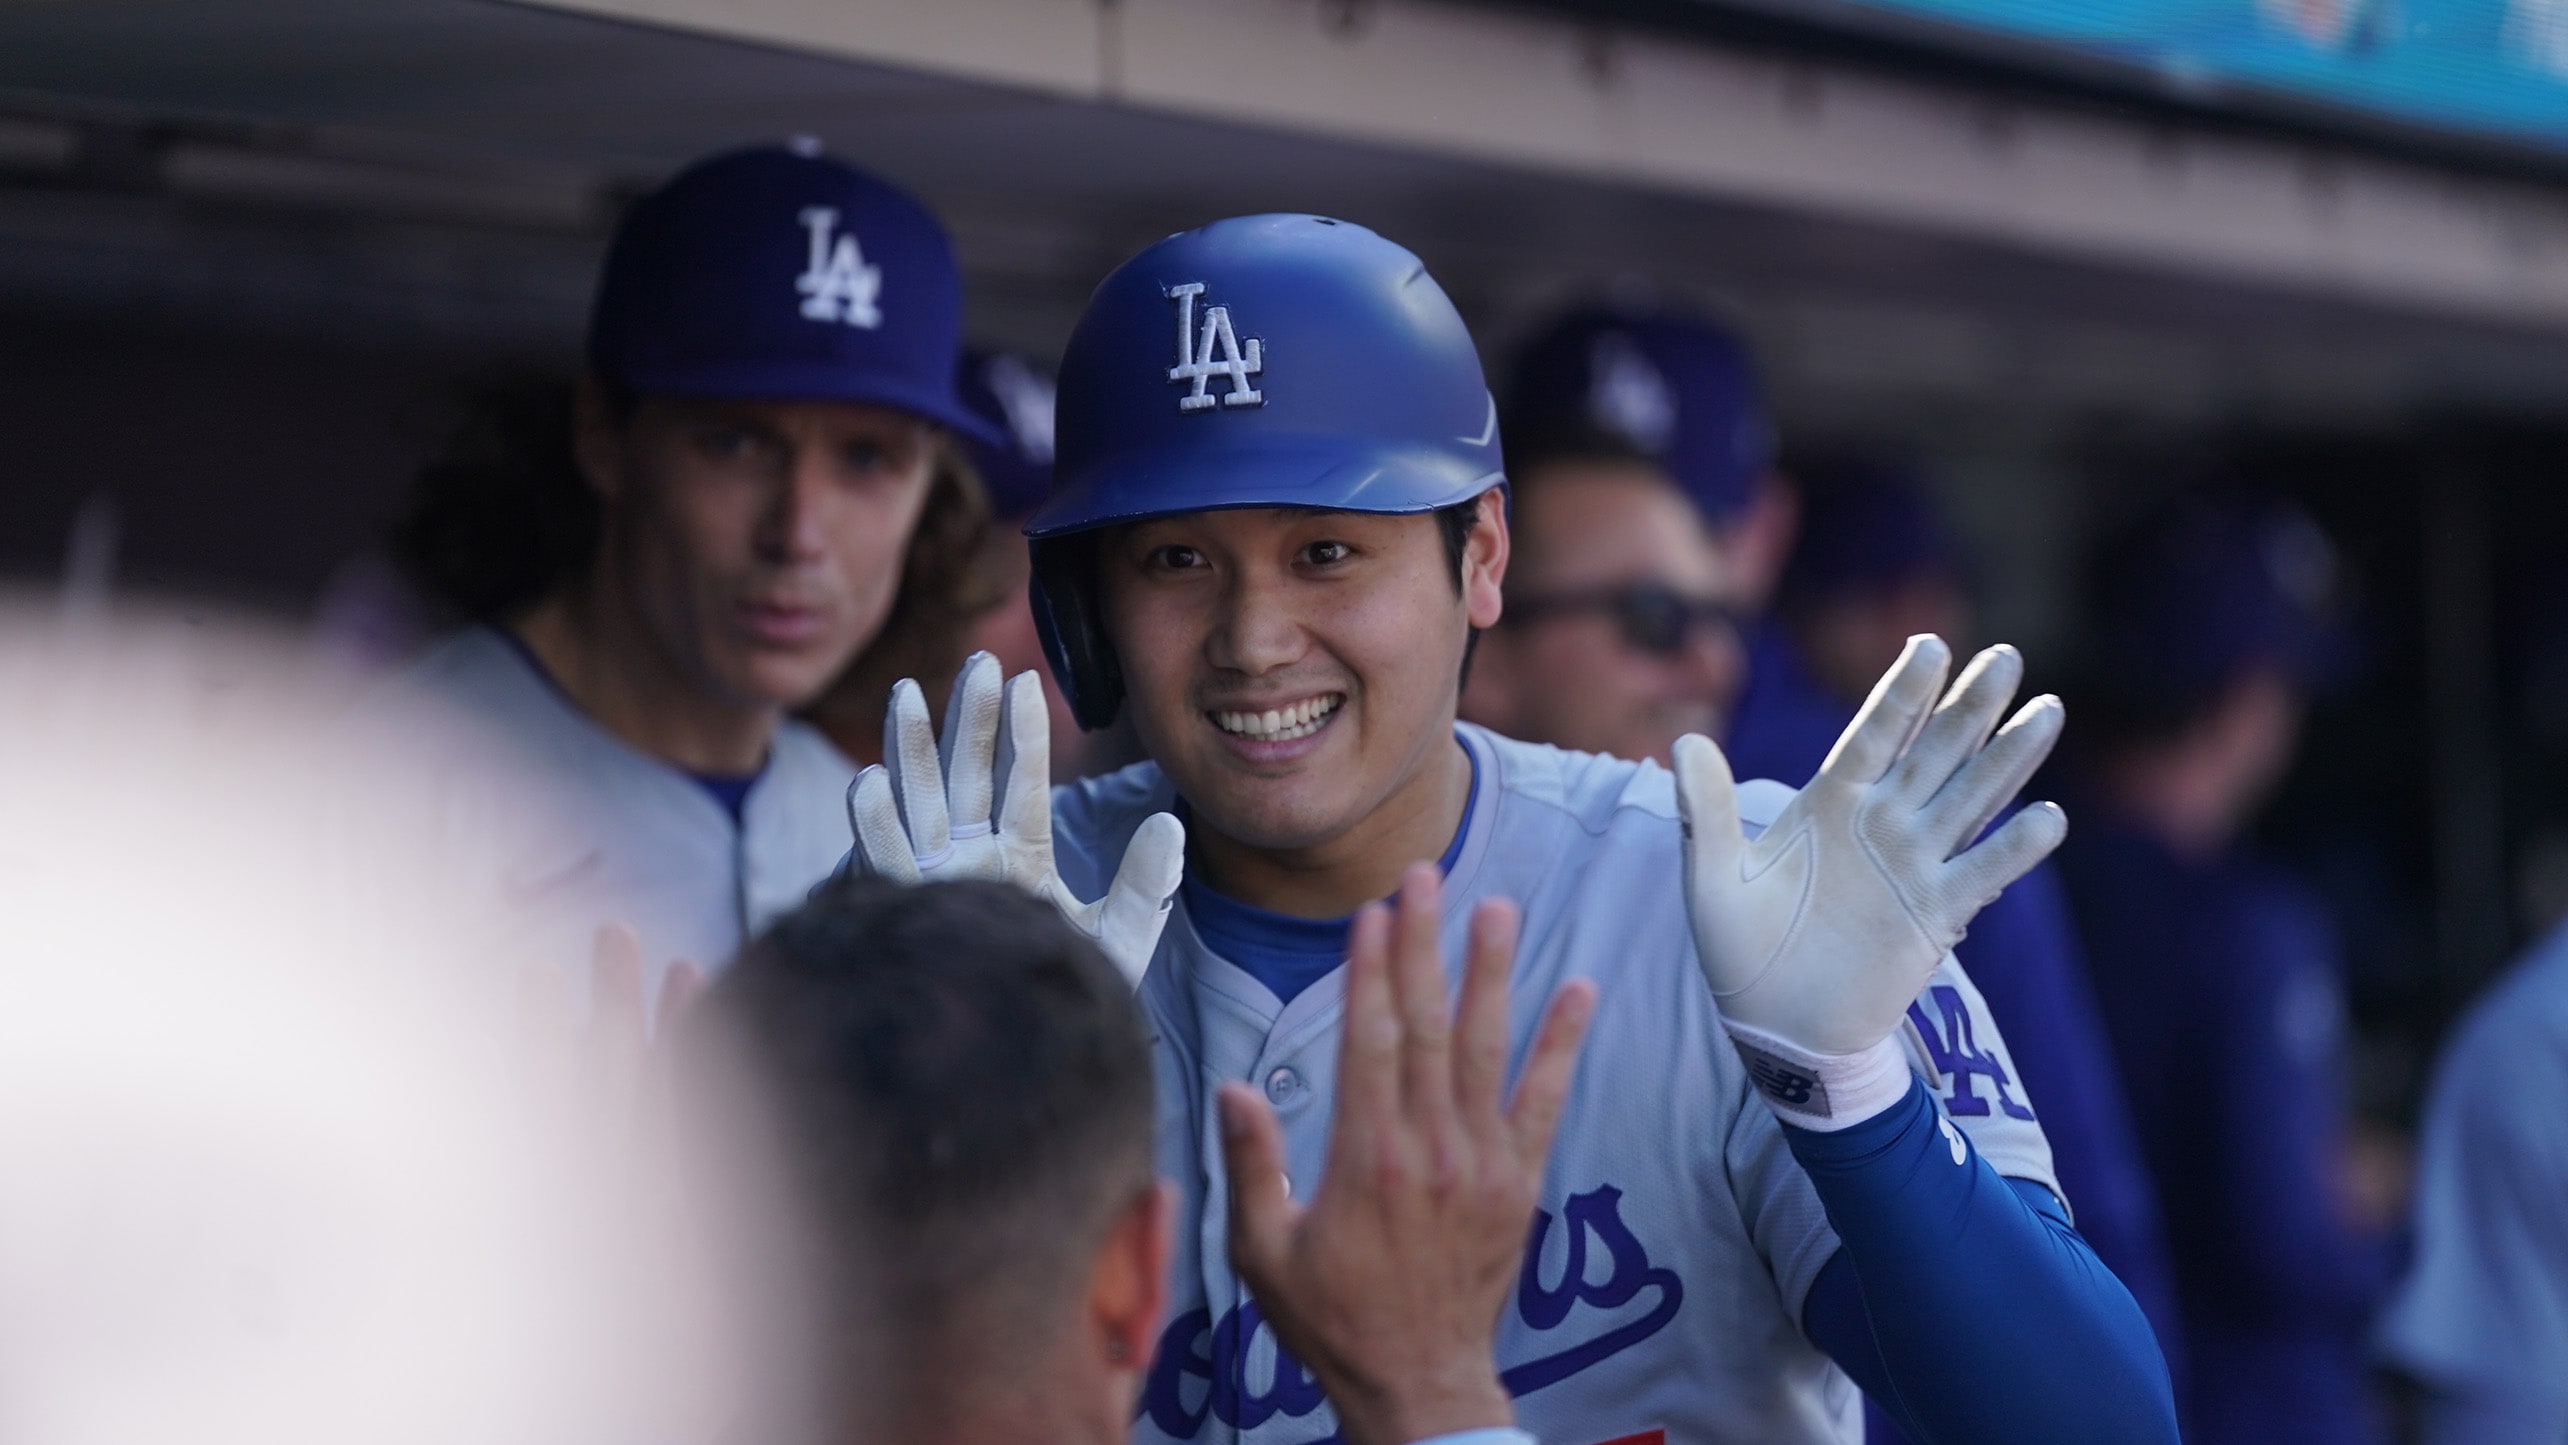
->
[[2054, 495, 2393, 1445], [0, 608, 796, 1445], [1459, 445, 1747, 764], [2375, 925, 2568, 1442], [1724, 462, 2188, 1409], [707, 871, 1592, 1445], [385, 141, 993, 981], [807, 349, 1112, 780]]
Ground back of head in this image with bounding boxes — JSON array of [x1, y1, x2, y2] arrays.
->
[[709, 876, 1155, 1398]]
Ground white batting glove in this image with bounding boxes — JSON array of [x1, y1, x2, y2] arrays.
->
[[846, 652, 1185, 989], [1674, 636, 2068, 1131]]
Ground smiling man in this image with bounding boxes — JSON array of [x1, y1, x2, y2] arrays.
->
[[848, 215, 2175, 1445], [387, 142, 994, 979]]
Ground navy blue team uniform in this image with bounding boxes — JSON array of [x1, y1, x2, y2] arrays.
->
[[2058, 804, 2392, 1445], [2055, 494, 2392, 1445]]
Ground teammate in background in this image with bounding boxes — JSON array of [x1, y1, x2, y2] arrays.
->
[[2052, 494, 2394, 1445], [383, 142, 995, 979], [2375, 920, 2568, 1443], [807, 349, 1112, 781], [1502, 315, 2186, 1433], [1458, 444, 1747, 765], [846, 215, 2174, 1444], [708, 870, 1592, 1445]]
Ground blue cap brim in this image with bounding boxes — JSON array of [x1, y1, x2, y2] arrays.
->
[[1025, 439, 1501, 539], [609, 359, 1007, 447]]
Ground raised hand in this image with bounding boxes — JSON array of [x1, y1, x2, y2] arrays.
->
[[1674, 636, 2066, 1128], [1218, 864, 1596, 1445], [845, 652, 1184, 988]]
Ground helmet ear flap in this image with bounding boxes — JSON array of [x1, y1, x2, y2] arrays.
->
[[1030, 536, 1125, 732]]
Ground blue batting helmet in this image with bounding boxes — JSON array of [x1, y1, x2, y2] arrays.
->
[[1028, 213, 1504, 729]]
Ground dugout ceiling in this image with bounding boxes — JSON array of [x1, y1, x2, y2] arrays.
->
[[7, 0, 2568, 643], [2, 0, 2568, 434]]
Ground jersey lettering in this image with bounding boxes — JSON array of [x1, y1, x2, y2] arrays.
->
[[1906, 984, 2035, 1121], [1165, 282, 1265, 411], [1140, 1184, 1682, 1440]]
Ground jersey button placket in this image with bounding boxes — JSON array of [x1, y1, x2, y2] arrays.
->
[[1263, 1065, 1302, 1105]]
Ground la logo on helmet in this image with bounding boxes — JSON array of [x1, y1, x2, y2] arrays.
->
[[796, 206, 883, 328], [1165, 282, 1264, 412]]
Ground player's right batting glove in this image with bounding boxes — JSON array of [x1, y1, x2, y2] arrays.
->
[[845, 651, 1185, 989], [1674, 636, 2067, 1131]]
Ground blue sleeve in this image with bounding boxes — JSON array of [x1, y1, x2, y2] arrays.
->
[[1792, 1078, 2177, 1445], [1948, 862, 2187, 1385]]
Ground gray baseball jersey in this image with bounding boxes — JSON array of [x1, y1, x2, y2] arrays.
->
[[1054, 723, 2059, 1445], [372, 626, 856, 981]]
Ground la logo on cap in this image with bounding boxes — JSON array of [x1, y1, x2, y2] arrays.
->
[[796, 206, 883, 328]]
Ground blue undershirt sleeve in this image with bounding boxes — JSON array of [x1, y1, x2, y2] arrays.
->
[[1792, 1077, 2177, 1445]]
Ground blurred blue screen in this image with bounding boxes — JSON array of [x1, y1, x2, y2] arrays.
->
[[1833, 0, 2568, 152]]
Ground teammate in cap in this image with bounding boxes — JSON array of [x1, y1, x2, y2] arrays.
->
[[2053, 493, 2394, 1445], [380, 142, 997, 981], [844, 216, 2175, 1444]]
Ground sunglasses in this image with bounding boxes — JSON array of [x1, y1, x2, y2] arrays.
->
[[1503, 582, 1745, 657]]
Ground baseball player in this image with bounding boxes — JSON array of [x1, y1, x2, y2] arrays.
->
[[844, 216, 2175, 1444], [2052, 494, 2393, 1445], [379, 141, 999, 982]]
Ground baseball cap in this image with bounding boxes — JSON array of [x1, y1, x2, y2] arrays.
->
[[955, 349, 1056, 520], [585, 142, 999, 443], [2087, 493, 2353, 705], [1776, 458, 1962, 613], [1504, 307, 1774, 526]]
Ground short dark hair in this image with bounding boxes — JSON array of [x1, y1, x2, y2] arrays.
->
[[1435, 495, 1482, 593], [706, 876, 1154, 1374]]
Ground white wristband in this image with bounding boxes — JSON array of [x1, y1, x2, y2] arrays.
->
[[1725, 1022, 1913, 1131], [1406, 1431, 1538, 1445]]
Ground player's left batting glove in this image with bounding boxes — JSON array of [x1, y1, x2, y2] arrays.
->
[[846, 651, 1185, 989], [1674, 636, 2067, 1131]]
